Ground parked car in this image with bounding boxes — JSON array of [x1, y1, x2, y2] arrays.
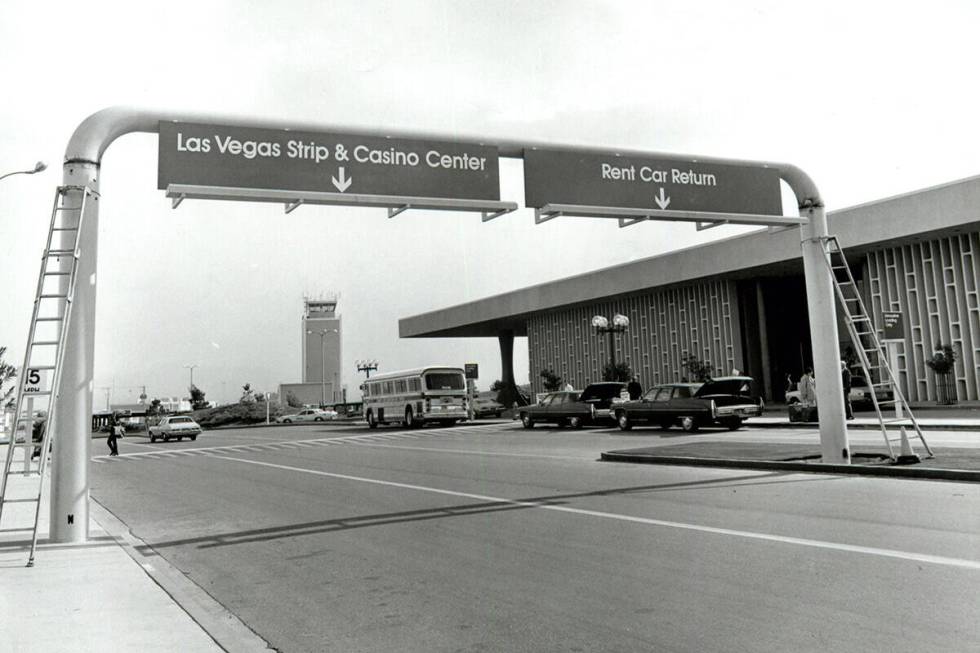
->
[[614, 376, 764, 432], [519, 391, 594, 429], [275, 408, 338, 423], [786, 375, 893, 407], [148, 415, 202, 442], [578, 382, 628, 423], [472, 397, 505, 418]]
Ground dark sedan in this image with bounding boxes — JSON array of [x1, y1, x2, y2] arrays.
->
[[613, 376, 764, 432], [519, 391, 595, 429]]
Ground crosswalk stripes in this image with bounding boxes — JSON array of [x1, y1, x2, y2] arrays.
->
[[90, 421, 512, 463]]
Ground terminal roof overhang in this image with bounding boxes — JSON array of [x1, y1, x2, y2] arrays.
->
[[400, 175, 980, 338]]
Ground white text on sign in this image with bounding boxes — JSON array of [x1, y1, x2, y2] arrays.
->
[[600, 163, 718, 187], [176, 133, 487, 170]]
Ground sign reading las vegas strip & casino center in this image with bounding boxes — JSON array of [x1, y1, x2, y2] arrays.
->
[[158, 122, 501, 200]]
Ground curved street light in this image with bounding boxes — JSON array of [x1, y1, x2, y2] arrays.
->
[[0, 161, 47, 182], [592, 313, 630, 373]]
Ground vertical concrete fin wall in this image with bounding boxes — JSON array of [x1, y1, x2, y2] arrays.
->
[[527, 280, 742, 394], [866, 232, 980, 402]]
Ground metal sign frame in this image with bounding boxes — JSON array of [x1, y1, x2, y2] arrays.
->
[[40, 106, 848, 545]]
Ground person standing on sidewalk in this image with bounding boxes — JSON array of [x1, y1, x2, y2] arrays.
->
[[841, 360, 854, 420]]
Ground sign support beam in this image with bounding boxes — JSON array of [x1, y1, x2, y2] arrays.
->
[[47, 106, 848, 546]]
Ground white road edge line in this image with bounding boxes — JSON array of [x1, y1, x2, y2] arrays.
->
[[208, 454, 980, 571]]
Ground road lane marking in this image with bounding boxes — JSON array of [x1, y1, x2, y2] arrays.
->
[[207, 454, 980, 571], [347, 442, 584, 460]]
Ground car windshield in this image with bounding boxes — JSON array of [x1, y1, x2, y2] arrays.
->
[[425, 373, 464, 390]]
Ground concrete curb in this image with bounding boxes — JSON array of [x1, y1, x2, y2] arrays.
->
[[751, 420, 980, 432], [600, 451, 980, 482], [89, 499, 276, 652]]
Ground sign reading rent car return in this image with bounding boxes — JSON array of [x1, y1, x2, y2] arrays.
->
[[158, 122, 501, 200], [523, 148, 782, 215]]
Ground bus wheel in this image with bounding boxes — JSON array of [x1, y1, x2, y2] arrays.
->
[[405, 407, 422, 429], [366, 410, 378, 429]]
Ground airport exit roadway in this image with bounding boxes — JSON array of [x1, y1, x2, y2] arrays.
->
[[90, 421, 980, 652]]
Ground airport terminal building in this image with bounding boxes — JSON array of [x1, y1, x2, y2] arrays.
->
[[401, 176, 980, 404]]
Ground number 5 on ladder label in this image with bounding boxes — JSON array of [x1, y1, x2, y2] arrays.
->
[[23, 368, 47, 394]]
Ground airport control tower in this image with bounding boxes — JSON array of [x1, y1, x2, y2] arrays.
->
[[301, 295, 342, 404]]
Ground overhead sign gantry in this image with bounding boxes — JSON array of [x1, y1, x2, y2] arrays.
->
[[29, 107, 848, 548]]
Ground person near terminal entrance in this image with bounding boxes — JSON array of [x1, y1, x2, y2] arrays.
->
[[798, 368, 816, 406], [563, 382, 574, 392], [627, 376, 643, 400], [784, 373, 794, 402], [841, 360, 854, 420]]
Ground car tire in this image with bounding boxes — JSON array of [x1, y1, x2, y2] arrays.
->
[[723, 417, 743, 431], [190, 435, 197, 441], [315, 416, 323, 422], [149, 434, 156, 443], [283, 419, 292, 424], [617, 412, 632, 431], [569, 416, 584, 429], [521, 413, 534, 429], [164, 436, 171, 442], [680, 416, 699, 433], [658, 420, 672, 430], [177, 436, 183, 442], [366, 410, 378, 429]]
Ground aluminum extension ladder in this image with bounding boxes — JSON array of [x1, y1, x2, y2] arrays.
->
[[819, 235, 933, 460], [0, 185, 94, 566]]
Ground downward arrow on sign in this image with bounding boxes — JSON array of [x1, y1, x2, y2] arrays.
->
[[332, 167, 352, 193], [654, 187, 671, 210]]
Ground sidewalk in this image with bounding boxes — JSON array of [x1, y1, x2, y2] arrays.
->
[[602, 409, 980, 481], [0, 470, 272, 652]]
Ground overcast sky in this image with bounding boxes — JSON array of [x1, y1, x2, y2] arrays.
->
[[2, 1, 979, 407]]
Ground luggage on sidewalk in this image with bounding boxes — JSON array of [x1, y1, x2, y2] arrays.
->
[[789, 404, 819, 423]]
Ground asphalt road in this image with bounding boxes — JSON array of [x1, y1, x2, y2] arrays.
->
[[90, 421, 980, 652]]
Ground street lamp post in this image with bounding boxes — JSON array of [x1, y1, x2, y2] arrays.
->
[[591, 314, 630, 375], [308, 329, 338, 408], [0, 161, 46, 183], [183, 364, 198, 390], [356, 359, 379, 378]]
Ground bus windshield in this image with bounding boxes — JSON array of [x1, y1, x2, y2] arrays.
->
[[424, 373, 464, 390]]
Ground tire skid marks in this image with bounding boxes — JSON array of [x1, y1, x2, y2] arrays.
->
[[92, 422, 501, 463]]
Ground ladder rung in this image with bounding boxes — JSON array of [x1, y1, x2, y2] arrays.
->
[[0, 527, 35, 533], [55, 206, 83, 211], [881, 418, 910, 425], [852, 316, 872, 322], [3, 497, 40, 504], [38, 294, 68, 299], [42, 271, 71, 276], [31, 340, 60, 346], [20, 390, 51, 396], [28, 365, 56, 371], [35, 317, 64, 322], [51, 227, 79, 232], [5, 470, 41, 477]]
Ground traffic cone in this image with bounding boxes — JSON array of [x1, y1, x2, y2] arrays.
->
[[895, 427, 921, 465]]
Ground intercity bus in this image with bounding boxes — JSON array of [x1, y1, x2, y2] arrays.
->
[[361, 366, 469, 428]]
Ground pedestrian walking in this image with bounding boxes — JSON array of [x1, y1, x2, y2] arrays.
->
[[841, 360, 854, 419], [798, 368, 816, 406], [784, 373, 794, 401], [107, 417, 124, 456], [627, 376, 643, 400]]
